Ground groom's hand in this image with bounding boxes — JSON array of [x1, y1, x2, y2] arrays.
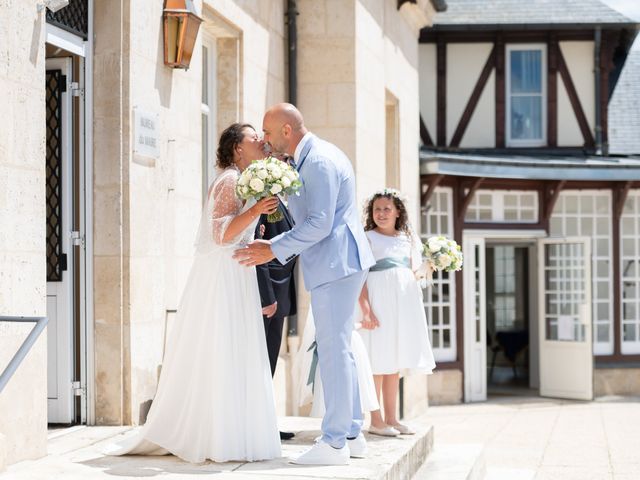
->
[[234, 239, 276, 266]]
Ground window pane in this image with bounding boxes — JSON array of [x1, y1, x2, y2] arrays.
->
[[511, 96, 542, 140], [510, 50, 542, 94]]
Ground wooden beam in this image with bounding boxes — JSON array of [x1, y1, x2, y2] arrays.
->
[[421, 174, 444, 207], [421, 30, 597, 44], [612, 181, 632, 357], [614, 181, 632, 218], [450, 47, 496, 148], [458, 177, 485, 221], [548, 34, 558, 147], [557, 47, 595, 148], [495, 35, 505, 148], [543, 180, 566, 220], [420, 115, 435, 147], [437, 38, 447, 147], [600, 31, 617, 149]]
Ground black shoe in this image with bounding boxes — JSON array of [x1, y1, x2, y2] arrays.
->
[[280, 431, 295, 440]]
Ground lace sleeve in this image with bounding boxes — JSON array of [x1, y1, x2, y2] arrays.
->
[[211, 171, 242, 245]]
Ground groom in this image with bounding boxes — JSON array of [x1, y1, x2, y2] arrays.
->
[[234, 103, 375, 465]]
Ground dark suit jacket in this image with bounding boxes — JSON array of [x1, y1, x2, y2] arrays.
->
[[255, 199, 297, 317]]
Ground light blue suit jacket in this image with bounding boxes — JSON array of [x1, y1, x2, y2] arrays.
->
[[271, 135, 375, 291]]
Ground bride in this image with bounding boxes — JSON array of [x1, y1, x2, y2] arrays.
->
[[107, 123, 282, 463]]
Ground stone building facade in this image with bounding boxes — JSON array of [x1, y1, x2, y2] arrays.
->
[[0, 0, 437, 468]]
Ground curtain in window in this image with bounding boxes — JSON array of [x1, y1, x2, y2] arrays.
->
[[510, 50, 543, 141]]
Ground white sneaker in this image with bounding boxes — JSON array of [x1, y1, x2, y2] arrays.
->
[[290, 439, 350, 465], [347, 432, 367, 458]]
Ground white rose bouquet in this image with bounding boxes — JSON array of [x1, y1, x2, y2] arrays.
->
[[235, 156, 302, 222], [422, 236, 463, 272]]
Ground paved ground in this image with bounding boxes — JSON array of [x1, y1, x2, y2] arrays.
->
[[425, 395, 640, 480], [2, 416, 432, 480], [4, 396, 640, 479]]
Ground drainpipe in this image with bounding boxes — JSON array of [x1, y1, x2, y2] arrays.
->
[[595, 26, 603, 155], [286, 0, 298, 105], [285, 0, 299, 339]]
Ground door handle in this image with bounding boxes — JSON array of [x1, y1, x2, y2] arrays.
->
[[60, 253, 67, 272]]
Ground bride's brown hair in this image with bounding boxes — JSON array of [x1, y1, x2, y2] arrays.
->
[[216, 123, 255, 169]]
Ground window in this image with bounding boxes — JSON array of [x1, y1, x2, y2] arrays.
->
[[620, 190, 640, 354], [506, 44, 547, 147], [201, 38, 217, 201], [465, 190, 538, 223], [550, 191, 613, 355], [422, 187, 456, 362]]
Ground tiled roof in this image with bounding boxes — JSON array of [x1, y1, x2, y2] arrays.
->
[[609, 40, 640, 155], [432, 0, 636, 27]]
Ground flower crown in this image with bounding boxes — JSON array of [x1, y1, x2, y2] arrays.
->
[[366, 187, 409, 207]]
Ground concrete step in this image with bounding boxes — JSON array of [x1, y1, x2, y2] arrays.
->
[[5, 417, 434, 480], [412, 444, 485, 480]]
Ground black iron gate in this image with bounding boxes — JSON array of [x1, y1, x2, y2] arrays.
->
[[46, 69, 64, 282]]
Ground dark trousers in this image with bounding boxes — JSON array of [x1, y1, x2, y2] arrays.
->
[[263, 314, 285, 377]]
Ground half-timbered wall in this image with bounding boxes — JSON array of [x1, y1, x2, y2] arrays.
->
[[558, 41, 595, 147], [419, 36, 603, 149]]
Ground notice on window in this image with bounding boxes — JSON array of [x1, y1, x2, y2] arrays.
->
[[133, 107, 160, 164], [557, 315, 575, 341]]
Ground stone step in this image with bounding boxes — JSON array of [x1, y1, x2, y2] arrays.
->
[[5, 417, 434, 479], [412, 443, 486, 480], [0, 432, 6, 473]]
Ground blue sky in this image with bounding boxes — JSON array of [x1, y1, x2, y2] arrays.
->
[[601, 0, 640, 49]]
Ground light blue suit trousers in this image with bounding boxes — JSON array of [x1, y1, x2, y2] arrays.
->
[[271, 135, 375, 448]]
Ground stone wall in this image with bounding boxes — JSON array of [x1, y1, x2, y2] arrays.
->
[[427, 369, 463, 405], [0, 0, 48, 467], [93, 0, 288, 425], [595, 367, 640, 397]]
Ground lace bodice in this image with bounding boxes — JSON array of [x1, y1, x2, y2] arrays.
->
[[194, 168, 257, 254]]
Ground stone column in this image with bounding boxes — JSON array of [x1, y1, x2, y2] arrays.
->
[[93, 0, 132, 425]]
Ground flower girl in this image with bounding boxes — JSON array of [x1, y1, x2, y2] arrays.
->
[[358, 188, 436, 436]]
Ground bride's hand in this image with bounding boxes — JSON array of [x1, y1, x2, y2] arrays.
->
[[253, 196, 279, 216]]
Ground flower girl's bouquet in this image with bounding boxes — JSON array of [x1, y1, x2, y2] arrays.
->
[[422, 236, 464, 272], [236, 157, 302, 222]]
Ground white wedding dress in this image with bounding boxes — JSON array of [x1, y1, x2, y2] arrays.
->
[[107, 167, 281, 463]]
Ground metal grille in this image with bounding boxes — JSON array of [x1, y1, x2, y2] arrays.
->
[[46, 70, 63, 282], [46, 0, 88, 40]]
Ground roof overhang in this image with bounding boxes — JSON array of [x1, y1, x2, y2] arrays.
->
[[420, 150, 640, 181], [425, 22, 640, 32]]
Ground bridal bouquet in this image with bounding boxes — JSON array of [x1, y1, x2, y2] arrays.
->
[[423, 236, 464, 272], [236, 157, 302, 222]]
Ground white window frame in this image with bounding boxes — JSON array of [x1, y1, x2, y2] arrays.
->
[[201, 35, 217, 201], [506, 43, 547, 148], [620, 190, 640, 354], [549, 190, 613, 355], [465, 189, 539, 223], [422, 186, 457, 362]]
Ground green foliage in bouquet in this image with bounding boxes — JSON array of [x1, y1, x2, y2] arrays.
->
[[422, 236, 463, 272]]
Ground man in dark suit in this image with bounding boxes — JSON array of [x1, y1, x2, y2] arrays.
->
[[255, 197, 297, 441]]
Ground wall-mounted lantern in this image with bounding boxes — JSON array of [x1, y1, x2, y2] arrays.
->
[[163, 0, 203, 70]]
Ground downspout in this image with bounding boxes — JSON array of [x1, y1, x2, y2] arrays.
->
[[286, 0, 298, 105], [595, 26, 603, 155], [285, 0, 299, 339]]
